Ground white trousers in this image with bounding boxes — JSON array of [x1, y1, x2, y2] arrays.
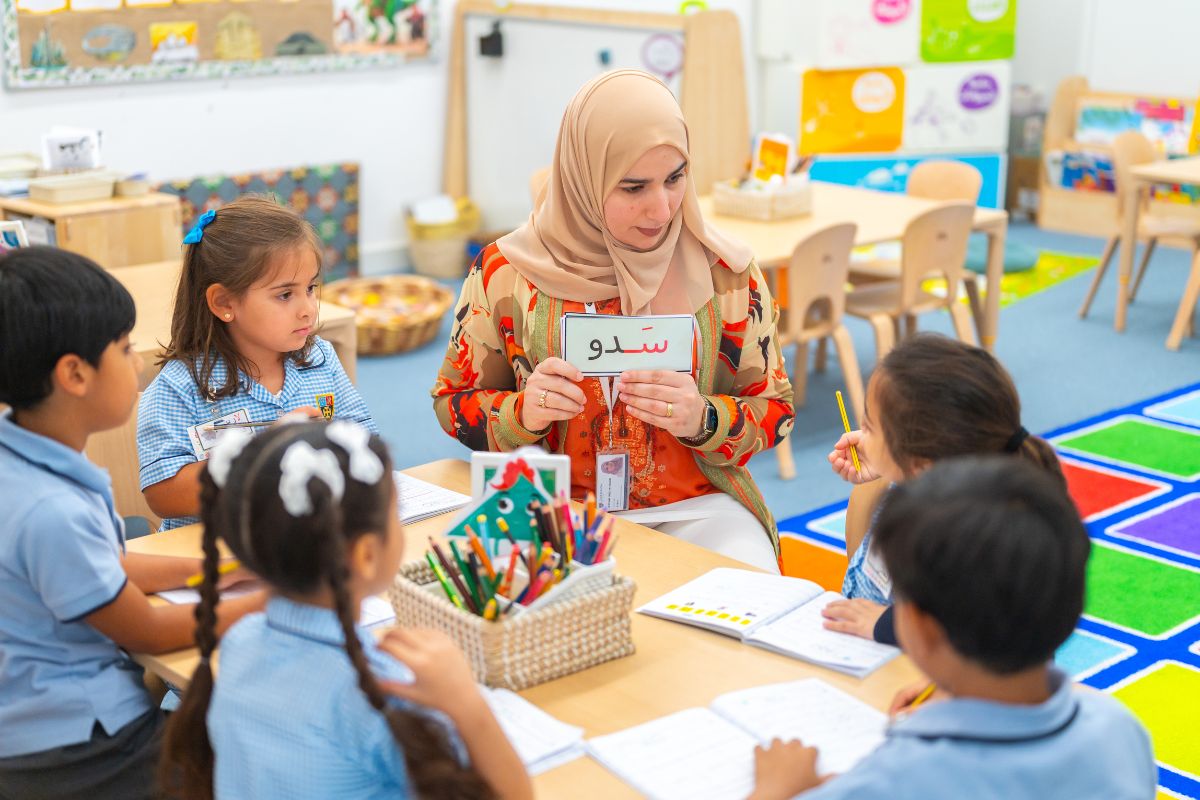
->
[[616, 492, 780, 574]]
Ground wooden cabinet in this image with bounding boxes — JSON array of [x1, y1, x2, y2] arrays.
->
[[0, 193, 183, 269]]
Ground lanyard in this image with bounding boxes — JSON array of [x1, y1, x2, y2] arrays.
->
[[585, 303, 617, 449]]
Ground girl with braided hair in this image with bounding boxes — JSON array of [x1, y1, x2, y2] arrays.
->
[[158, 421, 532, 800]]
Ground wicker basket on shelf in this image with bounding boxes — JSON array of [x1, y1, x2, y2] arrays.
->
[[324, 275, 454, 356]]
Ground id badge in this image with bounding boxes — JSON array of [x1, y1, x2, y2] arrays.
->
[[187, 409, 251, 460], [862, 543, 894, 598], [595, 448, 630, 512]]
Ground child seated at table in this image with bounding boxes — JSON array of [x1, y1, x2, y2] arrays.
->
[[748, 457, 1156, 800], [0, 247, 263, 799], [159, 421, 532, 800], [822, 334, 1064, 644]]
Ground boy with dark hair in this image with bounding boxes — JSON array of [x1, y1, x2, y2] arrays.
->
[[750, 456, 1155, 800], [0, 247, 262, 799]]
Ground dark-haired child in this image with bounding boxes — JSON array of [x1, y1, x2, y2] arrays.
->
[[823, 334, 1064, 644], [160, 421, 532, 800], [138, 196, 376, 530], [750, 457, 1155, 800], [0, 248, 262, 799]]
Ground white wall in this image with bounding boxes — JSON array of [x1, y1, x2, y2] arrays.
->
[[0, 0, 755, 276]]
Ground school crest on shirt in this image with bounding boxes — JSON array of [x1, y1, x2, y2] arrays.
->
[[315, 392, 335, 420]]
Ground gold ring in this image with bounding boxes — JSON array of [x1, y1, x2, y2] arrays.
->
[[666, 402, 674, 418], [538, 390, 548, 408]]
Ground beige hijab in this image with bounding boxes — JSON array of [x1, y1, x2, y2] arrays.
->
[[498, 70, 753, 316]]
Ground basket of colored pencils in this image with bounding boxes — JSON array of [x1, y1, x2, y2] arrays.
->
[[387, 494, 636, 690]]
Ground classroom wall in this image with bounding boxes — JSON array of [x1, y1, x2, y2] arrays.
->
[[0, 0, 754, 277]]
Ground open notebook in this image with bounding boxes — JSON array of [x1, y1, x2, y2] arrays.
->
[[482, 688, 585, 776], [393, 471, 470, 524], [587, 678, 887, 800], [638, 568, 898, 678]]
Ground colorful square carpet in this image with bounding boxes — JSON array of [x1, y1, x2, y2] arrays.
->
[[778, 382, 1200, 798], [154, 162, 361, 280]]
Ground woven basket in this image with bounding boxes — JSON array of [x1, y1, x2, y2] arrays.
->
[[389, 560, 637, 691], [407, 198, 481, 279], [324, 275, 454, 356], [712, 178, 813, 221]]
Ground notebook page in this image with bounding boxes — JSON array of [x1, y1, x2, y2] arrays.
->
[[710, 678, 887, 775], [393, 471, 470, 524], [586, 707, 758, 800], [746, 591, 900, 676], [482, 688, 584, 776], [157, 586, 395, 629], [637, 568, 825, 637]]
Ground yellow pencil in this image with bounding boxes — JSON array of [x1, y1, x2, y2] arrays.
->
[[835, 391, 861, 473], [909, 682, 937, 710], [185, 560, 240, 588]]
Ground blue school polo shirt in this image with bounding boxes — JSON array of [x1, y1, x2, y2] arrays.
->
[[0, 410, 152, 758], [209, 596, 463, 800], [137, 336, 377, 530], [799, 668, 1156, 800]]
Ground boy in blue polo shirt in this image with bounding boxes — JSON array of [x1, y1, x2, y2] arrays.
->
[[749, 457, 1156, 800], [0, 247, 264, 799]]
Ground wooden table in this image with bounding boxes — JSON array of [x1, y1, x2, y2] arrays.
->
[[108, 260, 359, 386], [128, 459, 921, 798], [0, 193, 182, 269], [700, 182, 1010, 351], [1118, 157, 1200, 337]]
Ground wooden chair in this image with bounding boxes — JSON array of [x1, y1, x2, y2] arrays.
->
[[529, 166, 551, 204], [774, 223, 864, 480], [845, 202, 977, 360], [1079, 130, 1200, 319], [849, 161, 987, 335], [85, 393, 161, 531], [1167, 251, 1200, 350]]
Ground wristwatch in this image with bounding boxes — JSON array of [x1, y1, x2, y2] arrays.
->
[[681, 398, 718, 445]]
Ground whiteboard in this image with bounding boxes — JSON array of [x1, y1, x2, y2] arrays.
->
[[1080, 0, 1200, 97], [465, 14, 683, 230]]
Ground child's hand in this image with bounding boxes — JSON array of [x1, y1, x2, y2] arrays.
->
[[828, 431, 878, 484], [888, 681, 945, 717], [747, 739, 823, 800], [377, 628, 485, 723], [821, 599, 887, 640]]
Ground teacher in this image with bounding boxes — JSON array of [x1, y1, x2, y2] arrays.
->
[[431, 70, 794, 572]]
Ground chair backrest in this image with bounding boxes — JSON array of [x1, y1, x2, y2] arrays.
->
[[781, 222, 857, 343], [1110, 131, 1160, 215], [85, 392, 161, 530], [899, 202, 976, 309], [906, 160, 983, 204], [529, 166, 551, 204]]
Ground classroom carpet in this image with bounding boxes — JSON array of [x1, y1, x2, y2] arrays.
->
[[777, 382, 1200, 799], [924, 249, 1101, 308]]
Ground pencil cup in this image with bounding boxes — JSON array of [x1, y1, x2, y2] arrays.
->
[[389, 559, 636, 691]]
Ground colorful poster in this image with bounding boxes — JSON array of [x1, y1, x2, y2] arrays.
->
[[921, 0, 1016, 63], [812, 0, 920, 69], [902, 60, 1009, 152], [808, 152, 1006, 208], [799, 67, 906, 155]]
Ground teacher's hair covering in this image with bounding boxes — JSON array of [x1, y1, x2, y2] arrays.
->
[[497, 69, 754, 316]]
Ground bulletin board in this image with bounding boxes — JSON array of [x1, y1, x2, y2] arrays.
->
[[2, 0, 436, 89], [798, 67, 906, 155], [920, 0, 1015, 63], [901, 60, 1010, 152]]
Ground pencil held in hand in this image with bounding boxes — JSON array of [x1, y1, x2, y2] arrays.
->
[[835, 391, 861, 473]]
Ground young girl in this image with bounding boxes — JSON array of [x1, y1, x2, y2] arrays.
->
[[138, 196, 376, 530], [159, 421, 532, 800], [822, 334, 1064, 644]]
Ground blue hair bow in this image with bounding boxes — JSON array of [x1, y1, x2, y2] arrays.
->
[[183, 209, 217, 245]]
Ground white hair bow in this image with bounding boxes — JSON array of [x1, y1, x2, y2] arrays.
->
[[326, 421, 384, 485], [278, 441, 346, 516], [208, 428, 254, 488]]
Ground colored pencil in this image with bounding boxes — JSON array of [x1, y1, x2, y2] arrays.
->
[[429, 539, 479, 614], [425, 552, 464, 609]]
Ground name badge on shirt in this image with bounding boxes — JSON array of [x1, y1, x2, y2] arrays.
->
[[187, 409, 251, 461], [595, 448, 630, 512], [862, 543, 894, 598]]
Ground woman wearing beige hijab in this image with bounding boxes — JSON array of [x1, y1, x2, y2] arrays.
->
[[432, 70, 794, 571]]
